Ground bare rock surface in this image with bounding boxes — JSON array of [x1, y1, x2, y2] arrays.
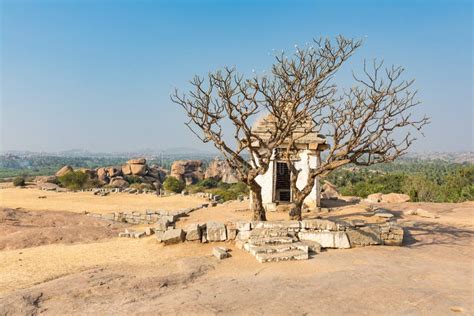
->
[[204, 158, 238, 183], [170, 160, 204, 185], [0, 208, 126, 250]]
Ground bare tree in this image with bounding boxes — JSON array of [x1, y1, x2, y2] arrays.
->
[[171, 36, 360, 220], [278, 56, 429, 220]]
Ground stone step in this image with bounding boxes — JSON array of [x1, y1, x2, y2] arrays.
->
[[255, 249, 309, 263], [247, 242, 308, 256], [247, 236, 296, 246]]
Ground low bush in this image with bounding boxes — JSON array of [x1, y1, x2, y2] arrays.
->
[[163, 176, 185, 193], [13, 177, 25, 187], [58, 171, 97, 190]]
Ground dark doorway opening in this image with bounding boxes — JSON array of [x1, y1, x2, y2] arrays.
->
[[275, 162, 291, 202]]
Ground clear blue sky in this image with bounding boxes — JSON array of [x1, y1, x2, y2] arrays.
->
[[1, 0, 472, 153]]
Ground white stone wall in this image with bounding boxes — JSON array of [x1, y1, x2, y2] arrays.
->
[[254, 150, 320, 209]]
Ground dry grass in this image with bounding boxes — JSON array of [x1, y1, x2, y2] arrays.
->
[[0, 188, 207, 213]]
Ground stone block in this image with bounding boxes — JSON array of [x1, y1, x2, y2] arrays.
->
[[118, 232, 130, 238], [133, 231, 146, 238], [162, 229, 185, 245], [213, 247, 229, 260], [301, 219, 338, 231], [155, 231, 164, 242], [253, 221, 300, 230], [185, 223, 202, 241], [346, 226, 382, 247], [236, 231, 251, 241], [206, 221, 227, 242], [334, 232, 351, 248], [298, 231, 350, 249], [298, 231, 334, 248], [236, 221, 251, 231], [226, 223, 237, 240]]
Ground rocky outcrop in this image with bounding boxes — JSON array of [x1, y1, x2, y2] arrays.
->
[[321, 181, 340, 199], [55, 165, 73, 177], [365, 192, 410, 203], [204, 158, 238, 184], [109, 177, 129, 188], [171, 160, 204, 185]]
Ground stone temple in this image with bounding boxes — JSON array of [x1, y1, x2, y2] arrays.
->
[[250, 114, 329, 211]]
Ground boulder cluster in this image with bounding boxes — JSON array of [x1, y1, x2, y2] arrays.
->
[[170, 160, 204, 185], [96, 158, 167, 189], [35, 157, 239, 191]]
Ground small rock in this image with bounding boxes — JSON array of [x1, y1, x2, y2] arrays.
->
[[213, 247, 229, 260]]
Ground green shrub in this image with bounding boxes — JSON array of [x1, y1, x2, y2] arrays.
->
[[163, 176, 185, 193], [58, 171, 94, 190], [206, 181, 249, 201], [130, 183, 155, 190], [125, 175, 142, 184], [13, 177, 25, 187]]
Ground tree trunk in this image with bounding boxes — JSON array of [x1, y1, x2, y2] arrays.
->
[[289, 200, 303, 221], [249, 182, 266, 221]]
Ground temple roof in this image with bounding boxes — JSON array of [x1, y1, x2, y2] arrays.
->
[[250, 114, 328, 150]]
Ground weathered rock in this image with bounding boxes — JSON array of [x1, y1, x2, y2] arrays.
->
[[122, 164, 132, 175], [106, 166, 122, 177], [321, 181, 340, 199], [148, 165, 167, 182], [380, 193, 410, 203], [109, 177, 129, 188], [170, 160, 204, 185], [374, 209, 394, 218], [206, 221, 227, 241], [96, 168, 108, 183], [130, 164, 146, 176], [204, 158, 238, 184], [213, 246, 229, 259], [55, 165, 73, 177], [127, 158, 146, 165], [162, 229, 185, 245], [346, 226, 383, 247], [185, 223, 202, 241], [366, 193, 383, 203]]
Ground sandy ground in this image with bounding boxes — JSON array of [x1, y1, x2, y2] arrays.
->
[[0, 187, 207, 213], [0, 188, 473, 315]]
